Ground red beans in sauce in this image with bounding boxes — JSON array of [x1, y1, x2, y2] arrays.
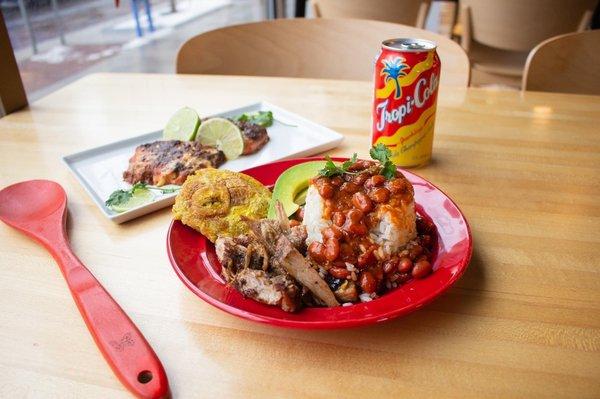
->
[[308, 241, 326, 263], [332, 212, 345, 227], [369, 187, 390, 203], [329, 267, 350, 279], [330, 176, 343, 187], [412, 260, 432, 279], [365, 174, 386, 188], [317, 182, 334, 199], [383, 259, 398, 275], [398, 257, 413, 273], [359, 271, 377, 293], [324, 238, 340, 261], [295, 207, 304, 221], [341, 182, 360, 194], [322, 226, 342, 240], [352, 192, 373, 213], [310, 165, 437, 300], [353, 173, 369, 185]]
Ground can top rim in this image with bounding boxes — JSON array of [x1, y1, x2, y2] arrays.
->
[[382, 38, 437, 52]]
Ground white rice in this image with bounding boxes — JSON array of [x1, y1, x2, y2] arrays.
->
[[369, 203, 417, 255], [302, 185, 330, 244], [303, 182, 417, 256]]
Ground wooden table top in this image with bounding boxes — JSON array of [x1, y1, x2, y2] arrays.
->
[[0, 73, 599, 398]]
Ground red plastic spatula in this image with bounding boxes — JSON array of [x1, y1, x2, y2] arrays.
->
[[0, 180, 170, 399]]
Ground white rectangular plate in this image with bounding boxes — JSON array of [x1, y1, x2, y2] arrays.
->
[[63, 101, 343, 223]]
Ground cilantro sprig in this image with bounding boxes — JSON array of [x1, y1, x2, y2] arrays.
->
[[105, 182, 147, 207], [318, 153, 358, 177], [317, 144, 397, 180], [235, 110, 274, 127], [105, 183, 180, 208], [369, 143, 397, 179]]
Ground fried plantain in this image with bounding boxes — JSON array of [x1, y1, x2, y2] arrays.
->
[[172, 169, 271, 242]]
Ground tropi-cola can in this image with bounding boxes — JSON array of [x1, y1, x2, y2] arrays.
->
[[372, 38, 440, 167]]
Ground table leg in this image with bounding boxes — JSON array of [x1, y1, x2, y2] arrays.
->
[[17, 0, 37, 54]]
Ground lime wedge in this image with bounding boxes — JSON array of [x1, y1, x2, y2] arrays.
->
[[195, 117, 244, 160], [109, 187, 154, 213], [163, 107, 200, 141]]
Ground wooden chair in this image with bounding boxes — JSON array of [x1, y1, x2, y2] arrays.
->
[[176, 18, 470, 87], [523, 30, 600, 95], [459, 0, 597, 87], [311, 0, 431, 29], [0, 10, 28, 117]]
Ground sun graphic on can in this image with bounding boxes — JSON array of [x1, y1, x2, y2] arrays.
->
[[380, 57, 410, 99]]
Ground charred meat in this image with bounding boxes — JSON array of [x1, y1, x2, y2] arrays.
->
[[233, 120, 270, 155], [123, 140, 225, 186], [215, 226, 306, 312]]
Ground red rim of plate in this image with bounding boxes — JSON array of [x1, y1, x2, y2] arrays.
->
[[167, 157, 472, 329]]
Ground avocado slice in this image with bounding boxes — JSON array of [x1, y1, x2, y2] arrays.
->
[[268, 160, 329, 219]]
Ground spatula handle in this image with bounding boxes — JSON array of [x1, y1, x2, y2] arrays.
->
[[52, 243, 170, 399]]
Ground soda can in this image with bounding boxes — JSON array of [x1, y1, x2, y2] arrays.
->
[[372, 38, 441, 167]]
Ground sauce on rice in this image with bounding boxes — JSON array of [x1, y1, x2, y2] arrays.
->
[[297, 160, 435, 302]]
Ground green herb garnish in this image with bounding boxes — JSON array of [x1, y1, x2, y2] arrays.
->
[[317, 145, 396, 180], [150, 184, 180, 194], [235, 110, 274, 127], [105, 183, 180, 209], [318, 153, 358, 177], [105, 182, 146, 207], [370, 143, 396, 179], [105, 189, 133, 208]]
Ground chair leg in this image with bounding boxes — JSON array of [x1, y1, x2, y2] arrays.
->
[[131, 0, 143, 37], [142, 0, 155, 32]]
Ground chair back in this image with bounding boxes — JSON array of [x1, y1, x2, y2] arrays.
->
[[459, 0, 597, 51], [177, 19, 470, 87], [523, 29, 600, 95], [312, 0, 430, 29]]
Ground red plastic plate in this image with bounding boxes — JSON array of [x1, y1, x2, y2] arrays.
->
[[167, 158, 472, 329]]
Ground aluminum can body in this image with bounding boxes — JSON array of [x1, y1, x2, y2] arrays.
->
[[372, 38, 441, 167]]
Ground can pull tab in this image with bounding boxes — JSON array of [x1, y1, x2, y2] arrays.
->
[[400, 41, 428, 50]]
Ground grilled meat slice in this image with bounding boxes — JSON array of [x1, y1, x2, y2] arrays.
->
[[233, 269, 301, 312], [123, 140, 225, 186], [215, 236, 269, 281], [271, 234, 339, 307], [214, 203, 313, 312], [216, 234, 301, 312], [246, 217, 339, 308], [233, 120, 270, 155]]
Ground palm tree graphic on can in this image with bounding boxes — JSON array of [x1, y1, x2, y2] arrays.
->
[[380, 57, 410, 99]]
